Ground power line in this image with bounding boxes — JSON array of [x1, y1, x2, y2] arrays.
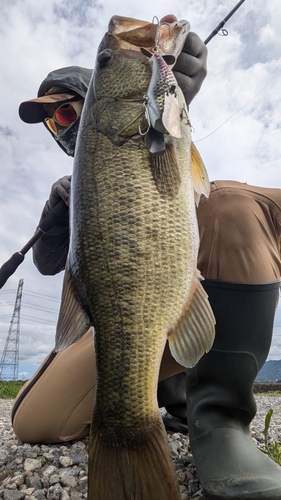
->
[[22, 302, 59, 314], [20, 315, 56, 326], [0, 301, 59, 314], [24, 290, 61, 302], [0, 288, 61, 302]]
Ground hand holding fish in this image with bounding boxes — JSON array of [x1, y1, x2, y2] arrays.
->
[[160, 14, 207, 106], [48, 175, 71, 208], [173, 31, 207, 105]]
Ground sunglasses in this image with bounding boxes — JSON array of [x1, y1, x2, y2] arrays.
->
[[44, 100, 83, 134]]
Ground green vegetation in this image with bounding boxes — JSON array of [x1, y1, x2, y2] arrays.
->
[[259, 409, 281, 466], [0, 380, 26, 399], [254, 383, 281, 395], [256, 391, 281, 396]]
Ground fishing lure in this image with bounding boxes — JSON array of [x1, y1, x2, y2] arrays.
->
[[140, 18, 189, 153]]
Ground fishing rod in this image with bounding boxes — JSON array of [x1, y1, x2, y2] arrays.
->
[[0, 199, 68, 289], [0, 1, 246, 289], [204, 0, 246, 45]]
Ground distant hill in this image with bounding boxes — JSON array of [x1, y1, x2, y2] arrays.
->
[[256, 359, 281, 382]]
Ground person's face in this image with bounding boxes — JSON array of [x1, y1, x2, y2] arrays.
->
[[44, 98, 84, 136], [42, 96, 84, 157]]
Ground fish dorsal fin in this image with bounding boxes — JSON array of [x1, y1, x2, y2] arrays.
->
[[55, 262, 92, 352], [191, 142, 210, 206], [167, 270, 215, 368]]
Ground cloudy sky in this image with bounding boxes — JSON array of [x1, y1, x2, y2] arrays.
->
[[0, 0, 280, 379]]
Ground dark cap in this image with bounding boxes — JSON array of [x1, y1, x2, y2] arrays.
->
[[19, 66, 93, 124]]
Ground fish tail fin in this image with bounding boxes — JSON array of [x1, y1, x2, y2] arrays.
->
[[88, 419, 181, 500]]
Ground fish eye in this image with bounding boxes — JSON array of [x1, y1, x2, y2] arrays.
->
[[97, 50, 113, 68]]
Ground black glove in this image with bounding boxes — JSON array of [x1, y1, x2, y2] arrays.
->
[[48, 175, 72, 209], [173, 32, 207, 106]]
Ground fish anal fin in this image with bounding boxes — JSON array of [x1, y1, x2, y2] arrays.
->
[[150, 142, 181, 197], [168, 271, 216, 367], [55, 263, 91, 352], [191, 142, 210, 206], [88, 417, 181, 500]]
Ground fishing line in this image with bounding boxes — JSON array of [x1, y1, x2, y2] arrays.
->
[[194, 79, 273, 143]]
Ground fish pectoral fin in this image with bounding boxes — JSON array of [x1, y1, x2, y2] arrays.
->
[[191, 142, 210, 206], [168, 271, 216, 368], [55, 263, 91, 352]]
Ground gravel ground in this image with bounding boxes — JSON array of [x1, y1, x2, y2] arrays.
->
[[0, 396, 281, 499]]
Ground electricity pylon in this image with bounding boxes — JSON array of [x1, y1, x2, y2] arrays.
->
[[0, 279, 23, 381]]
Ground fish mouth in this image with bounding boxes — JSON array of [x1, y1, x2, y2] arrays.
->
[[108, 15, 190, 56]]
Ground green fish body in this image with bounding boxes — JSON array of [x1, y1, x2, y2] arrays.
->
[[55, 15, 215, 500]]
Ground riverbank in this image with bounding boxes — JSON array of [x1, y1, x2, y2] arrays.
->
[[0, 396, 281, 499]]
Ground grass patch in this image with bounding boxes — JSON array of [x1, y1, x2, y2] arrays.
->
[[254, 383, 281, 395], [259, 409, 281, 466], [256, 391, 281, 396], [0, 380, 26, 399]]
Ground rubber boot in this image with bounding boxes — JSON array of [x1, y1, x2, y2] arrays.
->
[[157, 373, 188, 433], [186, 279, 281, 500]]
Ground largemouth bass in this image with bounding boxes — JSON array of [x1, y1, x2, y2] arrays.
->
[[55, 15, 215, 500]]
